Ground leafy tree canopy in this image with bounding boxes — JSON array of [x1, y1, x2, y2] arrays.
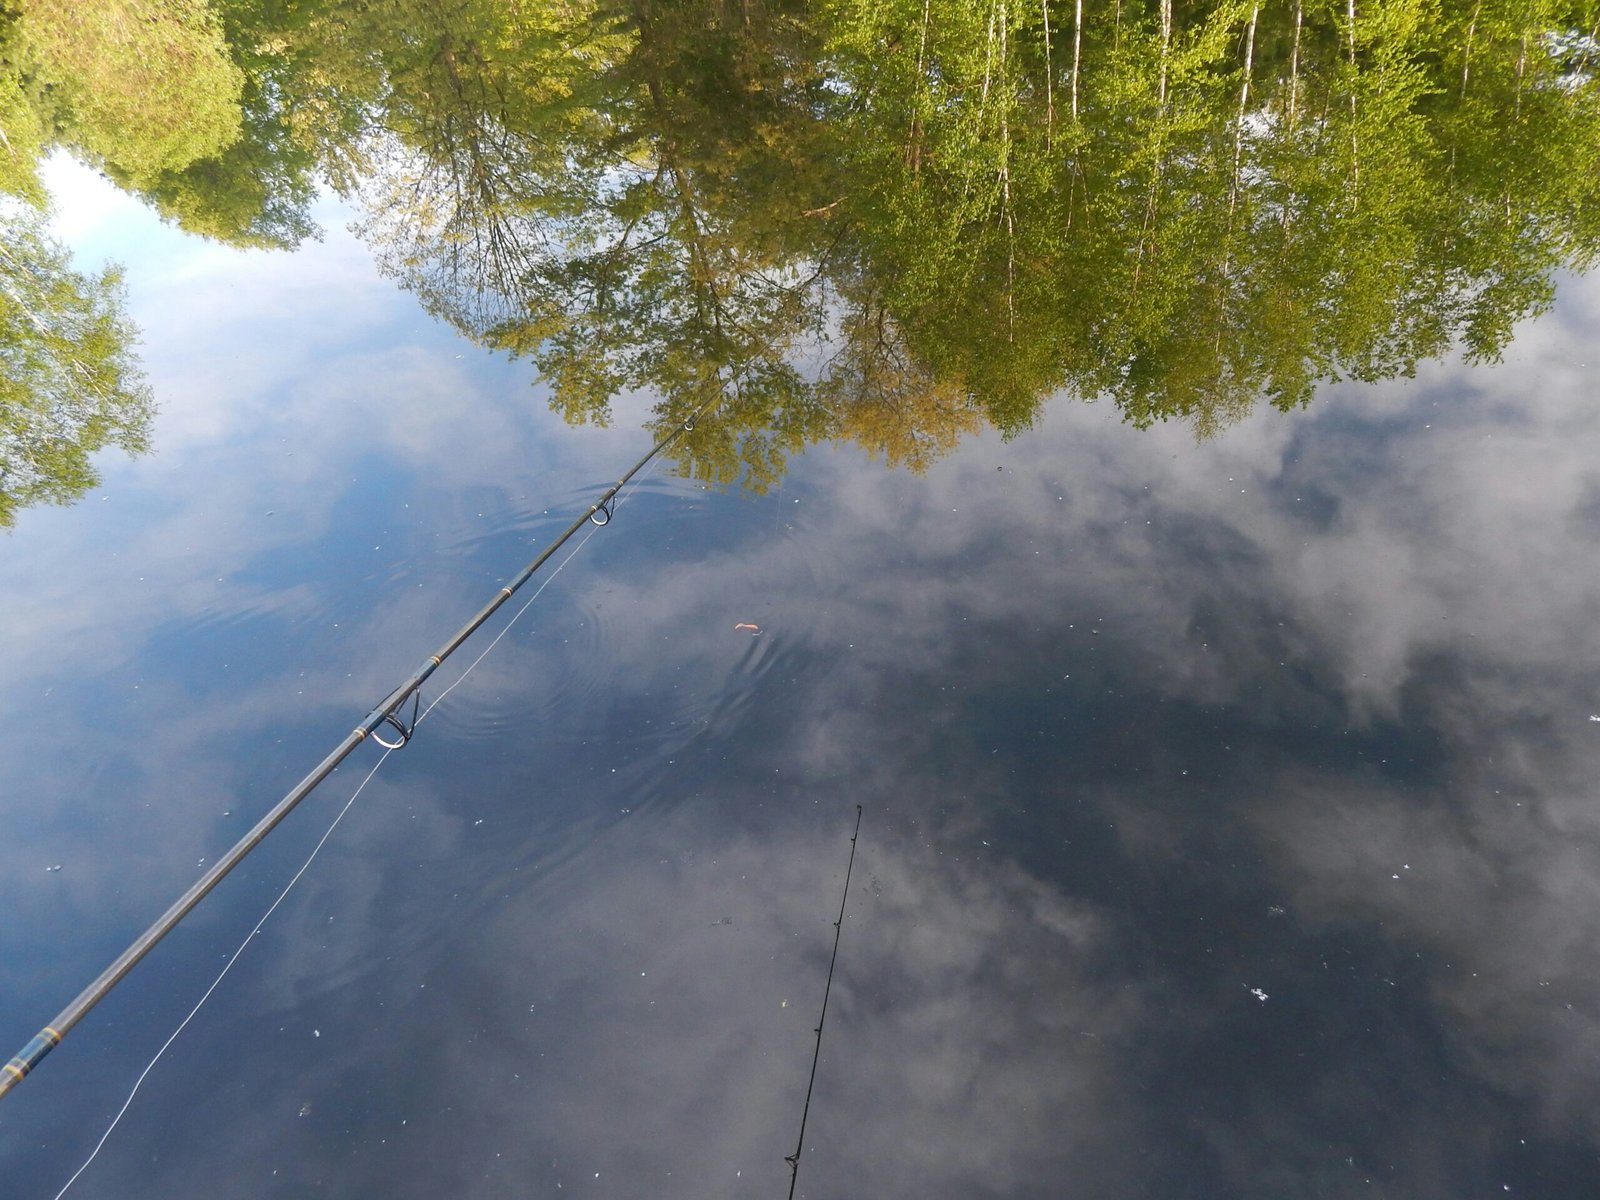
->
[[0, 198, 153, 529], [14, 0, 244, 186], [3, 0, 1599, 491]]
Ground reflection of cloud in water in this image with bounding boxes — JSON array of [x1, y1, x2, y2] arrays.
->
[[526, 273, 1600, 1190], [5, 211, 1600, 1196], [200, 790, 1141, 1200], [482, 815, 1136, 1197], [1256, 720, 1600, 1140]]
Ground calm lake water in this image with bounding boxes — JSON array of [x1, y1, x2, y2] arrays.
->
[[4, 3, 1600, 1197]]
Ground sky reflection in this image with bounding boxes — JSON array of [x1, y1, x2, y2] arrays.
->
[[2, 164, 1598, 1199]]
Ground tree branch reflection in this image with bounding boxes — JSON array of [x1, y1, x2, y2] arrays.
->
[[3, 0, 1597, 505]]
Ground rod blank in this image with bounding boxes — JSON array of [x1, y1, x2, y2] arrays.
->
[[785, 805, 864, 1198], [2, 405, 709, 1101]]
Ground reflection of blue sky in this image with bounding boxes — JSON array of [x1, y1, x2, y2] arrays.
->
[[2, 160, 1599, 1197]]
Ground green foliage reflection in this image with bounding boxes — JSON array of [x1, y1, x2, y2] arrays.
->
[[3, 0, 1599, 496], [0, 199, 152, 529], [327, 0, 1600, 482]]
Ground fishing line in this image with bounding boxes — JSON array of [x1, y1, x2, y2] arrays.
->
[[785, 805, 863, 1199], [50, 440, 672, 1196], [416, 426, 668, 725], [52, 747, 395, 1199], [3, 393, 720, 1104], [418, 494, 607, 722]]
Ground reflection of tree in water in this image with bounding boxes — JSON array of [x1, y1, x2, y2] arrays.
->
[[0, 200, 152, 529], [3, 0, 1599, 496], [822, 0, 1600, 434], [337, 0, 1600, 483]]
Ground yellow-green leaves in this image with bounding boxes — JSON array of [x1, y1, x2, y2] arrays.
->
[[0, 199, 152, 528], [17, 0, 244, 186]]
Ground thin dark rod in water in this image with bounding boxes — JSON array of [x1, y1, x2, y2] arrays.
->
[[0, 399, 718, 1101], [785, 804, 863, 1198]]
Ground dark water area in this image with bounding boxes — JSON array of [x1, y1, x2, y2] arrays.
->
[[5, 2, 1600, 1197]]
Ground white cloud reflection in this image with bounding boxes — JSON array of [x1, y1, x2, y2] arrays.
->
[[3, 174, 1599, 1199]]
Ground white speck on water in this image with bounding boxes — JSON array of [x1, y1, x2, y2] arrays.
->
[[313, 1029, 320, 1038], [1248, 987, 1269, 1002], [473, 819, 483, 826], [45, 864, 62, 872]]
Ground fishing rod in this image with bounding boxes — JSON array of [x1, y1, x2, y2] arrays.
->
[[785, 804, 863, 1199], [1, 398, 718, 1101]]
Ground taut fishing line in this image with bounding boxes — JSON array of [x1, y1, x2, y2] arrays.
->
[[5, 397, 721, 1109], [785, 805, 863, 1198], [49, 446, 667, 1196], [50, 748, 395, 1200], [3, 395, 723, 1105]]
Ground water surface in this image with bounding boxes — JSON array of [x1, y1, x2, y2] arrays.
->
[[3, 3, 1600, 1197]]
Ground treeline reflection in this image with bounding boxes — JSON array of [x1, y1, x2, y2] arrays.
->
[[3, 0, 1598, 511]]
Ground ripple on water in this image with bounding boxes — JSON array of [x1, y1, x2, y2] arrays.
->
[[178, 584, 325, 643], [452, 476, 717, 558], [414, 475, 838, 821], [413, 477, 703, 742]]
